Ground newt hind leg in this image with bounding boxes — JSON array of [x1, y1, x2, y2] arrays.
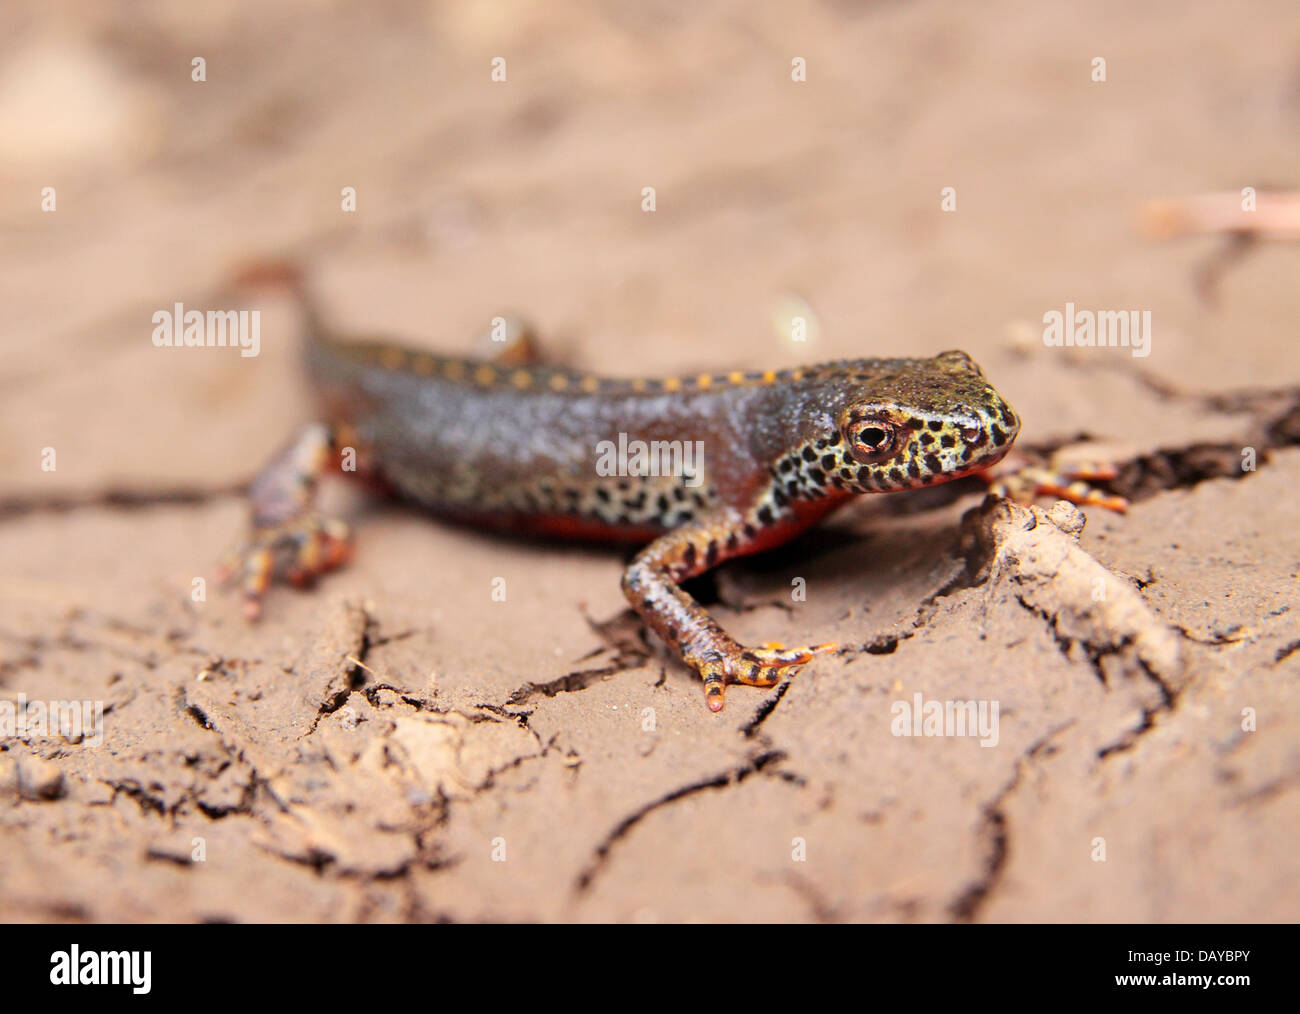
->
[[622, 507, 837, 712], [218, 423, 354, 617]]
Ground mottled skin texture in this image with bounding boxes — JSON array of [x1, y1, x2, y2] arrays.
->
[[225, 294, 1022, 712]]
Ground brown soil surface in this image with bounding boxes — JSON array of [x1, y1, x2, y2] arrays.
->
[[2, 0, 1298, 922]]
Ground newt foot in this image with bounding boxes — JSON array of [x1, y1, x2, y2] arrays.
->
[[989, 462, 1129, 513], [217, 514, 352, 618], [695, 642, 838, 713]]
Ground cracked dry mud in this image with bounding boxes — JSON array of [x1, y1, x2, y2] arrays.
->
[[2, 0, 1299, 922]]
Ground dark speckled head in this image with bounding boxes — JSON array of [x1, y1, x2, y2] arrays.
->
[[767, 350, 1020, 500]]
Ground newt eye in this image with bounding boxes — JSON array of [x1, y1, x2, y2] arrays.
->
[[860, 426, 888, 448], [844, 417, 898, 463]]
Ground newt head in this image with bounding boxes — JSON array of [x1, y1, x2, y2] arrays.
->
[[780, 349, 1020, 496], [840, 349, 1019, 491]]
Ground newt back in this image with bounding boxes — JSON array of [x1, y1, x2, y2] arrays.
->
[[307, 334, 1018, 542]]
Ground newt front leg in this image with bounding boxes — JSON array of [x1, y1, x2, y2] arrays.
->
[[622, 505, 837, 712]]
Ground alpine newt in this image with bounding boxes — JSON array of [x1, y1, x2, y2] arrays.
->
[[223, 265, 1028, 712]]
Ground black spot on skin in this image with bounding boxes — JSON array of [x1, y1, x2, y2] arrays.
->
[[907, 460, 921, 479], [919, 432, 934, 446], [961, 447, 973, 462], [808, 467, 825, 483], [705, 541, 718, 567], [802, 446, 817, 462], [840, 467, 854, 479], [940, 434, 955, 448], [772, 487, 788, 508], [743, 523, 757, 539], [991, 425, 1007, 445], [821, 454, 836, 469], [673, 486, 688, 501], [617, 479, 630, 492], [595, 487, 611, 502], [830, 475, 846, 489], [684, 543, 697, 569], [779, 458, 794, 474], [924, 453, 942, 474], [674, 511, 694, 525], [657, 494, 670, 514], [628, 492, 647, 510], [827, 432, 842, 446], [889, 467, 904, 484], [928, 420, 944, 432], [726, 531, 739, 551], [906, 418, 924, 430], [856, 466, 873, 485], [757, 505, 774, 525], [785, 480, 799, 496]]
